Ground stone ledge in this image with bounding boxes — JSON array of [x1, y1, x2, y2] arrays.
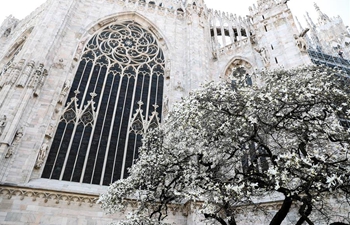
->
[[0, 184, 288, 215], [0, 184, 98, 207]]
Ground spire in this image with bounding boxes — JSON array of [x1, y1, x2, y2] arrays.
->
[[313, 2, 330, 24], [305, 12, 316, 29], [295, 16, 304, 31], [304, 13, 321, 50]]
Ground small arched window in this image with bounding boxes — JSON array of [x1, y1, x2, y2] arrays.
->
[[226, 59, 254, 89], [42, 21, 165, 185]]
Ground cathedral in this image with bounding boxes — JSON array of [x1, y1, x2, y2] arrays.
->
[[0, 0, 349, 224]]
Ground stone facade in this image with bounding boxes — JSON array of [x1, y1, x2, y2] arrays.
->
[[0, 0, 348, 224]]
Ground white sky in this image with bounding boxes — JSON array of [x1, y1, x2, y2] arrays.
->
[[0, 0, 349, 27]]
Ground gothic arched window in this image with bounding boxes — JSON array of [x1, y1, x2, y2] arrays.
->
[[42, 21, 165, 186]]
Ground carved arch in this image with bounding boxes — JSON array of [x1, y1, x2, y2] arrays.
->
[[70, 12, 171, 115], [73, 12, 170, 64], [223, 57, 256, 87], [224, 57, 254, 78]]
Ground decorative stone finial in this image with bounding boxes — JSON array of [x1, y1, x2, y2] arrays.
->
[[313, 2, 330, 24]]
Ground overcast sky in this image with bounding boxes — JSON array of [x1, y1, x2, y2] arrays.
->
[[0, 0, 349, 28]]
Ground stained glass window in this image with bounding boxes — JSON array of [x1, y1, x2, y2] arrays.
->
[[42, 21, 165, 185]]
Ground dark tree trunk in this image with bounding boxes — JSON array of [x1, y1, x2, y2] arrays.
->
[[269, 196, 293, 225], [295, 200, 313, 225], [228, 216, 237, 225], [203, 213, 237, 225]]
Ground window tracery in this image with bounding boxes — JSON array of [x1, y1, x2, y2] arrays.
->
[[226, 60, 254, 89], [42, 21, 165, 185]]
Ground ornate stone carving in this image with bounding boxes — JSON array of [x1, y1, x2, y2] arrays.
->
[[34, 140, 49, 169], [0, 63, 15, 88], [175, 81, 184, 91], [5, 127, 23, 158], [0, 186, 291, 217], [28, 63, 47, 96], [294, 28, 310, 53], [28, 63, 44, 89], [0, 186, 98, 207], [254, 47, 270, 66], [3, 28, 11, 37], [163, 96, 169, 115], [58, 80, 71, 104], [250, 34, 257, 45], [10, 59, 25, 85], [0, 115, 6, 137], [6, 36, 26, 58], [73, 36, 89, 61], [0, 15, 19, 38], [45, 123, 55, 138], [16, 60, 35, 87]]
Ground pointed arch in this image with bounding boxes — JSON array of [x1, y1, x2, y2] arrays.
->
[[224, 57, 255, 87], [224, 57, 254, 78], [42, 19, 166, 185], [73, 12, 170, 65]]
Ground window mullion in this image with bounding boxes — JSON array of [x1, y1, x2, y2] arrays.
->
[[89, 65, 110, 184], [145, 70, 154, 117], [78, 65, 105, 184], [119, 68, 139, 179], [109, 74, 125, 183], [69, 125, 87, 181], [59, 121, 79, 181], [99, 72, 118, 185], [79, 59, 97, 109], [116, 75, 132, 179], [48, 122, 68, 179]]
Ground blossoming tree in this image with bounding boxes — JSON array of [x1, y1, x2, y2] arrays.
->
[[99, 66, 350, 225]]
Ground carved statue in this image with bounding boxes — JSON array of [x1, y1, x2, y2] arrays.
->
[[58, 80, 71, 104], [1, 15, 18, 38], [6, 36, 26, 58], [3, 28, 11, 37], [0, 63, 15, 88], [163, 96, 169, 115], [10, 60, 25, 85], [33, 69, 47, 97], [27, 64, 46, 96], [0, 115, 6, 136], [250, 34, 257, 45], [255, 47, 270, 66], [35, 140, 49, 169], [29, 63, 44, 88], [186, 5, 193, 24], [294, 28, 310, 52], [5, 127, 23, 158], [74, 36, 89, 61], [17, 60, 35, 87], [45, 123, 55, 138]]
